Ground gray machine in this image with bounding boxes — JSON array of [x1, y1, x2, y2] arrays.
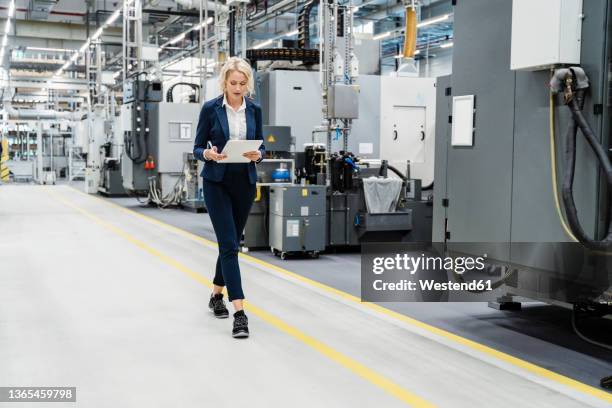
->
[[242, 125, 295, 250], [122, 78, 201, 205], [269, 185, 326, 259], [181, 152, 206, 212], [432, 0, 611, 307]]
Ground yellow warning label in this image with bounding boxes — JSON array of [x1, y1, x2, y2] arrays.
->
[[302, 188, 308, 197], [267, 134, 276, 143]]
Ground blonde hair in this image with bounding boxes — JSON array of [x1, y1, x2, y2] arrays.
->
[[218, 57, 255, 96]]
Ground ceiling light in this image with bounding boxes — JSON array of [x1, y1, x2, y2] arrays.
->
[[440, 41, 454, 48], [92, 27, 104, 41], [417, 14, 450, 28], [79, 42, 89, 53], [169, 33, 186, 45], [8, 1, 14, 18], [113, 70, 122, 79], [106, 9, 121, 25], [4, 20, 9, 34], [27, 47, 73, 53], [253, 39, 273, 49], [285, 30, 298, 37], [194, 17, 214, 30], [373, 31, 391, 40]]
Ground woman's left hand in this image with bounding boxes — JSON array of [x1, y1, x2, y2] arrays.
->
[[242, 150, 262, 162]]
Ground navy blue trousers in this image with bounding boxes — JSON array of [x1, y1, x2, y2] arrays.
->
[[203, 163, 256, 301]]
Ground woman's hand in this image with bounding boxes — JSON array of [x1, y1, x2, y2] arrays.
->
[[204, 146, 227, 161], [242, 150, 262, 162]]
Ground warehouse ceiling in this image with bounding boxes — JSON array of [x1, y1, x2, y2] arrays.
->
[[1, 0, 453, 109]]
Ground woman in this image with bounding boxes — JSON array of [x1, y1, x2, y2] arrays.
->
[[193, 57, 265, 339]]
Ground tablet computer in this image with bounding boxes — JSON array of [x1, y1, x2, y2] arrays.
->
[[219, 140, 263, 163]]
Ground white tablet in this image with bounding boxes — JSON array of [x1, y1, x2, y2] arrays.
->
[[219, 139, 263, 163]]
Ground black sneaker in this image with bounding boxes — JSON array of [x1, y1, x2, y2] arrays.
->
[[208, 293, 229, 318], [232, 311, 249, 338]]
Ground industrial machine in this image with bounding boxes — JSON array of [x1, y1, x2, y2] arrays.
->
[[242, 125, 295, 250], [121, 79, 163, 194], [98, 142, 125, 196], [269, 185, 326, 259], [246, 0, 436, 254], [121, 78, 201, 206], [181, 152, 206, 213], [296, 149, 432, 248], [432, 0, 611, 323]]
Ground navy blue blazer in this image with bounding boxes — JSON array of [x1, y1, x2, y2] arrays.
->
[[193, 95, 265, 185]]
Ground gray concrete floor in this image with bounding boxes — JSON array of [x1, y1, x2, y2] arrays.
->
[[92, 184, 612, 389], [1, 184, 610, 407]]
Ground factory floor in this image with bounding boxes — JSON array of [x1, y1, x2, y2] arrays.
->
[[1, 183, 611, 408]]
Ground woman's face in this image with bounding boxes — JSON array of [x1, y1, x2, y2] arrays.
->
[[225, 70, 248, 101]]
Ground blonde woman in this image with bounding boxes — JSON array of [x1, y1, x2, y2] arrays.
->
[[193, 57, 265, 338]]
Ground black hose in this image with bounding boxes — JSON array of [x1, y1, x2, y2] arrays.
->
[[387, 165, 409, 182], [166, 82, 200, 103], [229, 11, 235, 56], [561, 91, 612, 251], [422, 181, 434, 191]]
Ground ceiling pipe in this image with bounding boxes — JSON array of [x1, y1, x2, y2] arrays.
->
[[176, 0, 228, 13], [5, 106, 85, 120]]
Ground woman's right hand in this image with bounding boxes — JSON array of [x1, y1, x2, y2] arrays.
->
[[204, 146, 227, 161]]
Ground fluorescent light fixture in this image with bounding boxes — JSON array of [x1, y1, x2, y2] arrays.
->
[[8, 1, 14, 18], [169, 33, 185, 45], [440, 41, 454, 48], [113, 70, 122, 79], [373, 31, 391, 40], [352, 6, 360, 12], [417, 14, 450, 28], [284, 30, 298, 37], [27, 46, 73, 53], [395, 49, 421, 58], [253, 39, 273, 49], [194, 17, 214, 30], [92, 27, 104, 41], [4, 19, 9, 34], [1, 35, 7, 47], [106, 9, 121, 25]]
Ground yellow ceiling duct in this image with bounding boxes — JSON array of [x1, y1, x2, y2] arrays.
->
[[403, 6, 417, 58]]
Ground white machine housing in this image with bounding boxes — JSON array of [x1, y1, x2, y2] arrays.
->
[[510, 0, 583, 71]]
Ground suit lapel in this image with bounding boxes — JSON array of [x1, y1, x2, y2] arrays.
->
[[245, 103, 255, 140], [214, 100, 230, 140]]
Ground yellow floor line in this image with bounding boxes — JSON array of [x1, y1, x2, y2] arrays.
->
[[67, 185, 612, 403], [49, 188, 434, 408]]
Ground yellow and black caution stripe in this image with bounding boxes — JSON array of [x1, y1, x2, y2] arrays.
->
[[0, 138, 9, 182]]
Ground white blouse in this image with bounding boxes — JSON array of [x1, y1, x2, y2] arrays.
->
[[223, 95, 247, 140]]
